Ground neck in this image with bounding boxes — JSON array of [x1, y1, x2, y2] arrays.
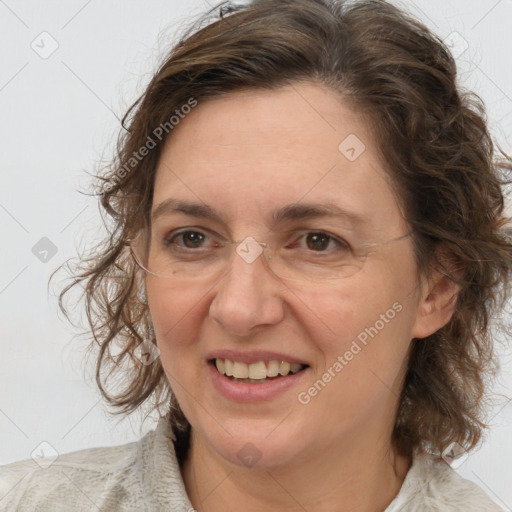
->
[[181, 430, 412, 512]]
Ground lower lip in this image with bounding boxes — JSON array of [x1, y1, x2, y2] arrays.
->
[[208, 362, 309, 402]]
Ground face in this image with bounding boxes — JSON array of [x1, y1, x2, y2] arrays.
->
[[144, 82, 430, 469]]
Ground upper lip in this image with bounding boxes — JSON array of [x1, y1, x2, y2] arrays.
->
[[207, 349, 310, 366]]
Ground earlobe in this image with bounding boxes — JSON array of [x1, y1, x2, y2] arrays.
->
[[411, 268, 461, 339]]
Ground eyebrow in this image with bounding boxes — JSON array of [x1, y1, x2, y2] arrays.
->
[[151, 198, 367, 227]]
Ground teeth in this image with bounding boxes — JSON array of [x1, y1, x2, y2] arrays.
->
[[267, 360, 280, 377], [290, 363, 302, 373], [214, 358, 305, 380], [233, 361, 249, 379], [224, 359, 234, 377], [249, 361, 267, 379], [279, 361, 291, 376]]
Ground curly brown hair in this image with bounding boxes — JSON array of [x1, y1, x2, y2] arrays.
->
[[52, 0, 512, 459]]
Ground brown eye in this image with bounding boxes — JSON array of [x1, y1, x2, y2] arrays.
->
[[305, 232, 331, 251], [180, 231, 206, 248], [164, 230, 209, 249], [301, 231, 350, 255]]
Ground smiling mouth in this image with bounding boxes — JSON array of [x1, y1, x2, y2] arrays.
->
[[210, 358, 308, 383]]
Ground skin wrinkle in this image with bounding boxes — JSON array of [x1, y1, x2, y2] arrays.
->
[[144, 82, 460, 512]]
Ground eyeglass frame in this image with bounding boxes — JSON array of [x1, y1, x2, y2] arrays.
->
[[127, 228, 414, 283]]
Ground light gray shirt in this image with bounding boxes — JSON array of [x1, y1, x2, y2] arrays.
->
[[0, 418, 502, 511]]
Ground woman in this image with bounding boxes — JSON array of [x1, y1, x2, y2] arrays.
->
[[1, 0, 511, 510]]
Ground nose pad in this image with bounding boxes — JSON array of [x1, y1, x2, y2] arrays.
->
[[231, 236, 282, 283]]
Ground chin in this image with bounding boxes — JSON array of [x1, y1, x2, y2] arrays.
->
[[217, 436, 300, 470], [192, 415, 307, 470]]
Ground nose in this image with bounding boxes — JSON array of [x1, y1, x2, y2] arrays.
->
[[208, 241, 286, 337]]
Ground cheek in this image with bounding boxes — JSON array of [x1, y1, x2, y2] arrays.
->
[[299, 297, 413, 435], [145, 279, 205, 357], [323, 278, 417, 393], [145, 281, 210, 420], [299, 274, 412, 354], [304, 265, 418, 386]]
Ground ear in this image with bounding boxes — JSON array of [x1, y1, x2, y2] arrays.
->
[[411, 252, 462, 339]]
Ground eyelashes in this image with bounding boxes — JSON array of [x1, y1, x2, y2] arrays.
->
[[162, 228, 351, 256]]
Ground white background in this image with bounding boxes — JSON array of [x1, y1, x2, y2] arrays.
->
[[1, 0, 511, 509]]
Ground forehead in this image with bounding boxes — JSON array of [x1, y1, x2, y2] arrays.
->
[[151, 82, 406, 234]]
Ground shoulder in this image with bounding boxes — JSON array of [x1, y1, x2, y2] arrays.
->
[[386, 449, 503, 511], [0, 440, 142, 511], [0, 419, 190, 512]]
